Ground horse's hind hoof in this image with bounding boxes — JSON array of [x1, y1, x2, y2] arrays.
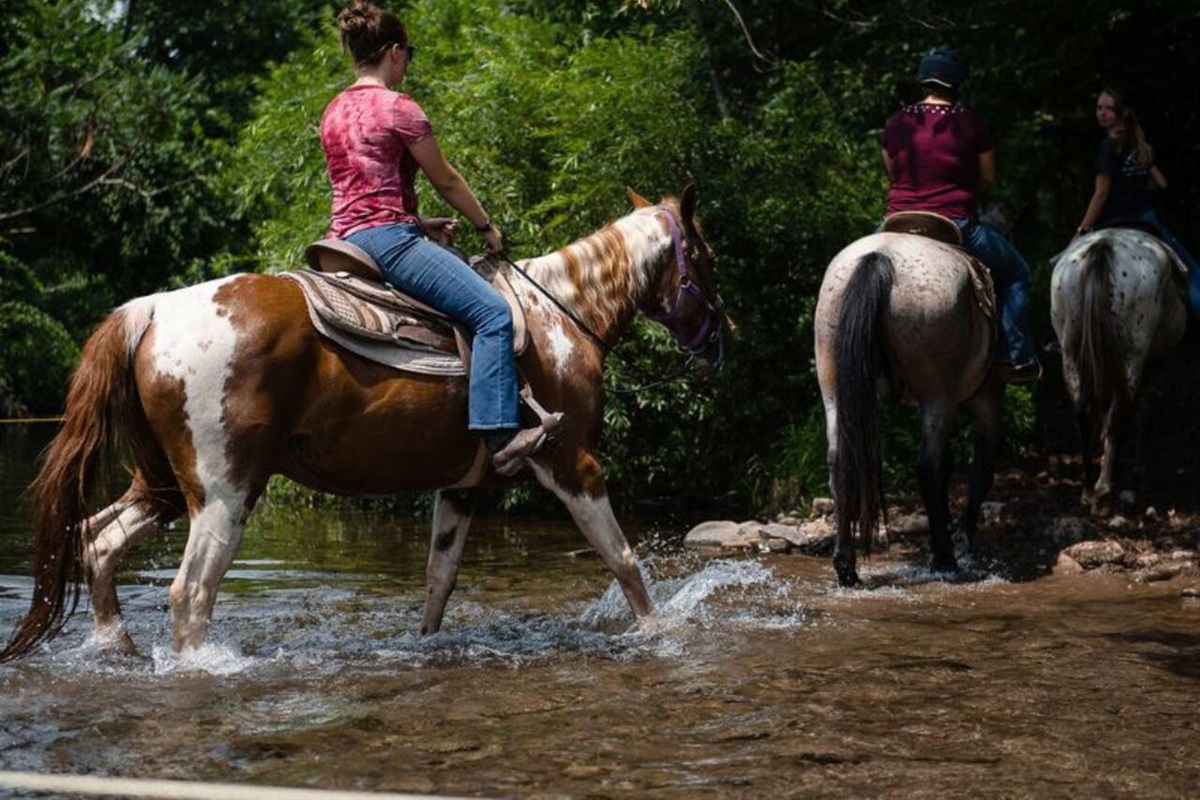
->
[[834, 566, 862, 588], [930, 556, 959, 576], [833, 553, 860, 588]]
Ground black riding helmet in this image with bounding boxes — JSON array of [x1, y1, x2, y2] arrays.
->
[[917, 44, 968, 93]]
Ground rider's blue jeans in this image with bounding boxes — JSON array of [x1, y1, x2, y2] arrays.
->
[[1126, 209, 1200, 317], [954, 218, 1037, 366], [347, 223, 519, 430]]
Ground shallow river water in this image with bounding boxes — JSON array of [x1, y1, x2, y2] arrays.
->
[[1, 423, 1197, 798]]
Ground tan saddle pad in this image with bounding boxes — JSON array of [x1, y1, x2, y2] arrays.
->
[[282, 243, 528, 376]]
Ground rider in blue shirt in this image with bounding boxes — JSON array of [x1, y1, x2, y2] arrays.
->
[[1075, 87, 1200, 317]]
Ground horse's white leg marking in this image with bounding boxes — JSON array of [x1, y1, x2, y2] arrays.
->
[[531, 464, 652, 618], [169, 501, 247, 651], [148, 277, 254, 651], [83, 502, 160, 653], [419, 490, 476, 635], [821, 396, 838, 492]]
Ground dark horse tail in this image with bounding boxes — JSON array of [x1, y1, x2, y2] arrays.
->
[[1077, 239, 1128, 435], [833, 251, 894, 552], [0, 304, 156, 662]]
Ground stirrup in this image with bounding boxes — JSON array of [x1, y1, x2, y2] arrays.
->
[[998, 360, 1043, 384], [519, 385, 563, 439]]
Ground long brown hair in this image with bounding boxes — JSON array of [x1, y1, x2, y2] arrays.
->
[[1101, 87, 1154, 168], [338, 0, 407, 67]]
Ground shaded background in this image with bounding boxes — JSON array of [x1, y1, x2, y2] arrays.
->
[[2, 0, 1198, 515]]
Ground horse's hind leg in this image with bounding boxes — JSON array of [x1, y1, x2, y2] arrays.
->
[[169, 497, 251, 651], [823, 400, 860, 587], [916, 404, 957, 573], [1091, 403, 1122, 514], [82, 492, 169, 653], [419, 489, 478, 635], [956, 382, 1002, 547]]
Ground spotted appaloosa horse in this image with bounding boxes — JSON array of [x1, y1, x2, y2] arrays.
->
[[0, 185, 732, 661], [1051, 228, 1187, 514], [815, 232, 1002, 586]]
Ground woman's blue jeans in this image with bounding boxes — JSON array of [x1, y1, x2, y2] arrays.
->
[[347, 223, 519, 430], [1130, 209, 1200, 316], [955, 218, 1037, 366]]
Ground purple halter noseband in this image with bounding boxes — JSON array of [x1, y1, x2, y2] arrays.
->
[[646, 207, 726, 354]]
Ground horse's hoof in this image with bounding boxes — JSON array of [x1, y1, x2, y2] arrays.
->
[[92, 625, 137, 656], [930, 555, 959, 576], [950, 527, 972, 558], [834, 568, 861, 588]]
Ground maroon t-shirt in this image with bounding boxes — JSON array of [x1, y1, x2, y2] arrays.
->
[[320, 84, 433, 239], [882, 102, 993, 220]]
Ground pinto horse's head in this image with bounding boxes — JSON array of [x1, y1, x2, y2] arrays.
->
[[626, 184, 735, 373]]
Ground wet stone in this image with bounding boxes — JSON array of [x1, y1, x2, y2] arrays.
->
[[812, 497, 835, 516], [1054, 552, 1084, 575], [980, 501, 1005, 524], [1062, 539, 1127, 569], [888, 513, 928, 538], [1048, 516, 1088, 546], [683, 520, 761, 549]]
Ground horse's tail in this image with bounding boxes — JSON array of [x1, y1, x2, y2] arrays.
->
[[1076, 240, 1127, 433], [0, 301, 155, 662], [833, 251, 894, 552]]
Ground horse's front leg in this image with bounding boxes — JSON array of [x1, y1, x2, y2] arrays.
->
[[82, 495, 163, 654], [531, 453, 652, 619], [419, 489, 478, 635], [917, 404, 956, 574]]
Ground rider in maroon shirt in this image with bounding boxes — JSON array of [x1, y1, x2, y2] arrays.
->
[[881, 45, 1040, 383]]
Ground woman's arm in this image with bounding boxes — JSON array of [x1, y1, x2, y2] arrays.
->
[[977, 150, 996, 195], [408, 135, 503, 252], [1075, 173, 1111, 239], [1149, 164, 1168, 190]]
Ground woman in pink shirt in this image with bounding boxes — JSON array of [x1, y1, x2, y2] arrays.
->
[[321, 0, 560, 475]]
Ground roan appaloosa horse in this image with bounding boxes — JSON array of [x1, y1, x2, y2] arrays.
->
[[1050, 227, 1187, 514], [815, 224, 1002, 586]]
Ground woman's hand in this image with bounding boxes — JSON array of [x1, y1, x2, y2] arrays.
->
[[422, 217, 458, 247], [482, 225, 503, 254]]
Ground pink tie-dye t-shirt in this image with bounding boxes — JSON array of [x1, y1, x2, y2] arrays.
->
[[320, 84, 433, 239]]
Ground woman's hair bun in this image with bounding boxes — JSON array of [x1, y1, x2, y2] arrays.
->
[[337, 2, 372, 33]]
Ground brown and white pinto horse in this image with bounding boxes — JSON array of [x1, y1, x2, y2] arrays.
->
[[0, 185, 731, 661]]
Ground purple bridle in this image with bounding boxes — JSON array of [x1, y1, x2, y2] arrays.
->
[[646, 207, 726, 355]]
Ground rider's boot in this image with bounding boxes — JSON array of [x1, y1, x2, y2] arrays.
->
[[485, 386, 564, 476]]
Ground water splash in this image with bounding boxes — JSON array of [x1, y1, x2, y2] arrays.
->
[[150, 641, 261, 676]]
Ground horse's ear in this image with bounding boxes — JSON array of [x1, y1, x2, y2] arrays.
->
[[680, 183, 698, 224], [626, 186, 652, 209]]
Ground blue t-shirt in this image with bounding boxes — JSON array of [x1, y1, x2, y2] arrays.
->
[[1094, 137, 1152, 223]]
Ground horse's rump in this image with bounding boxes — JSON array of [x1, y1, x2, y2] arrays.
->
[[816, 234, 995, 559]]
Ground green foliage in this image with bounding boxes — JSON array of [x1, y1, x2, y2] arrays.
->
[[0, 253, 79, 416], [0, 1, 235, 297], [6, 0, 1199, 515]]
